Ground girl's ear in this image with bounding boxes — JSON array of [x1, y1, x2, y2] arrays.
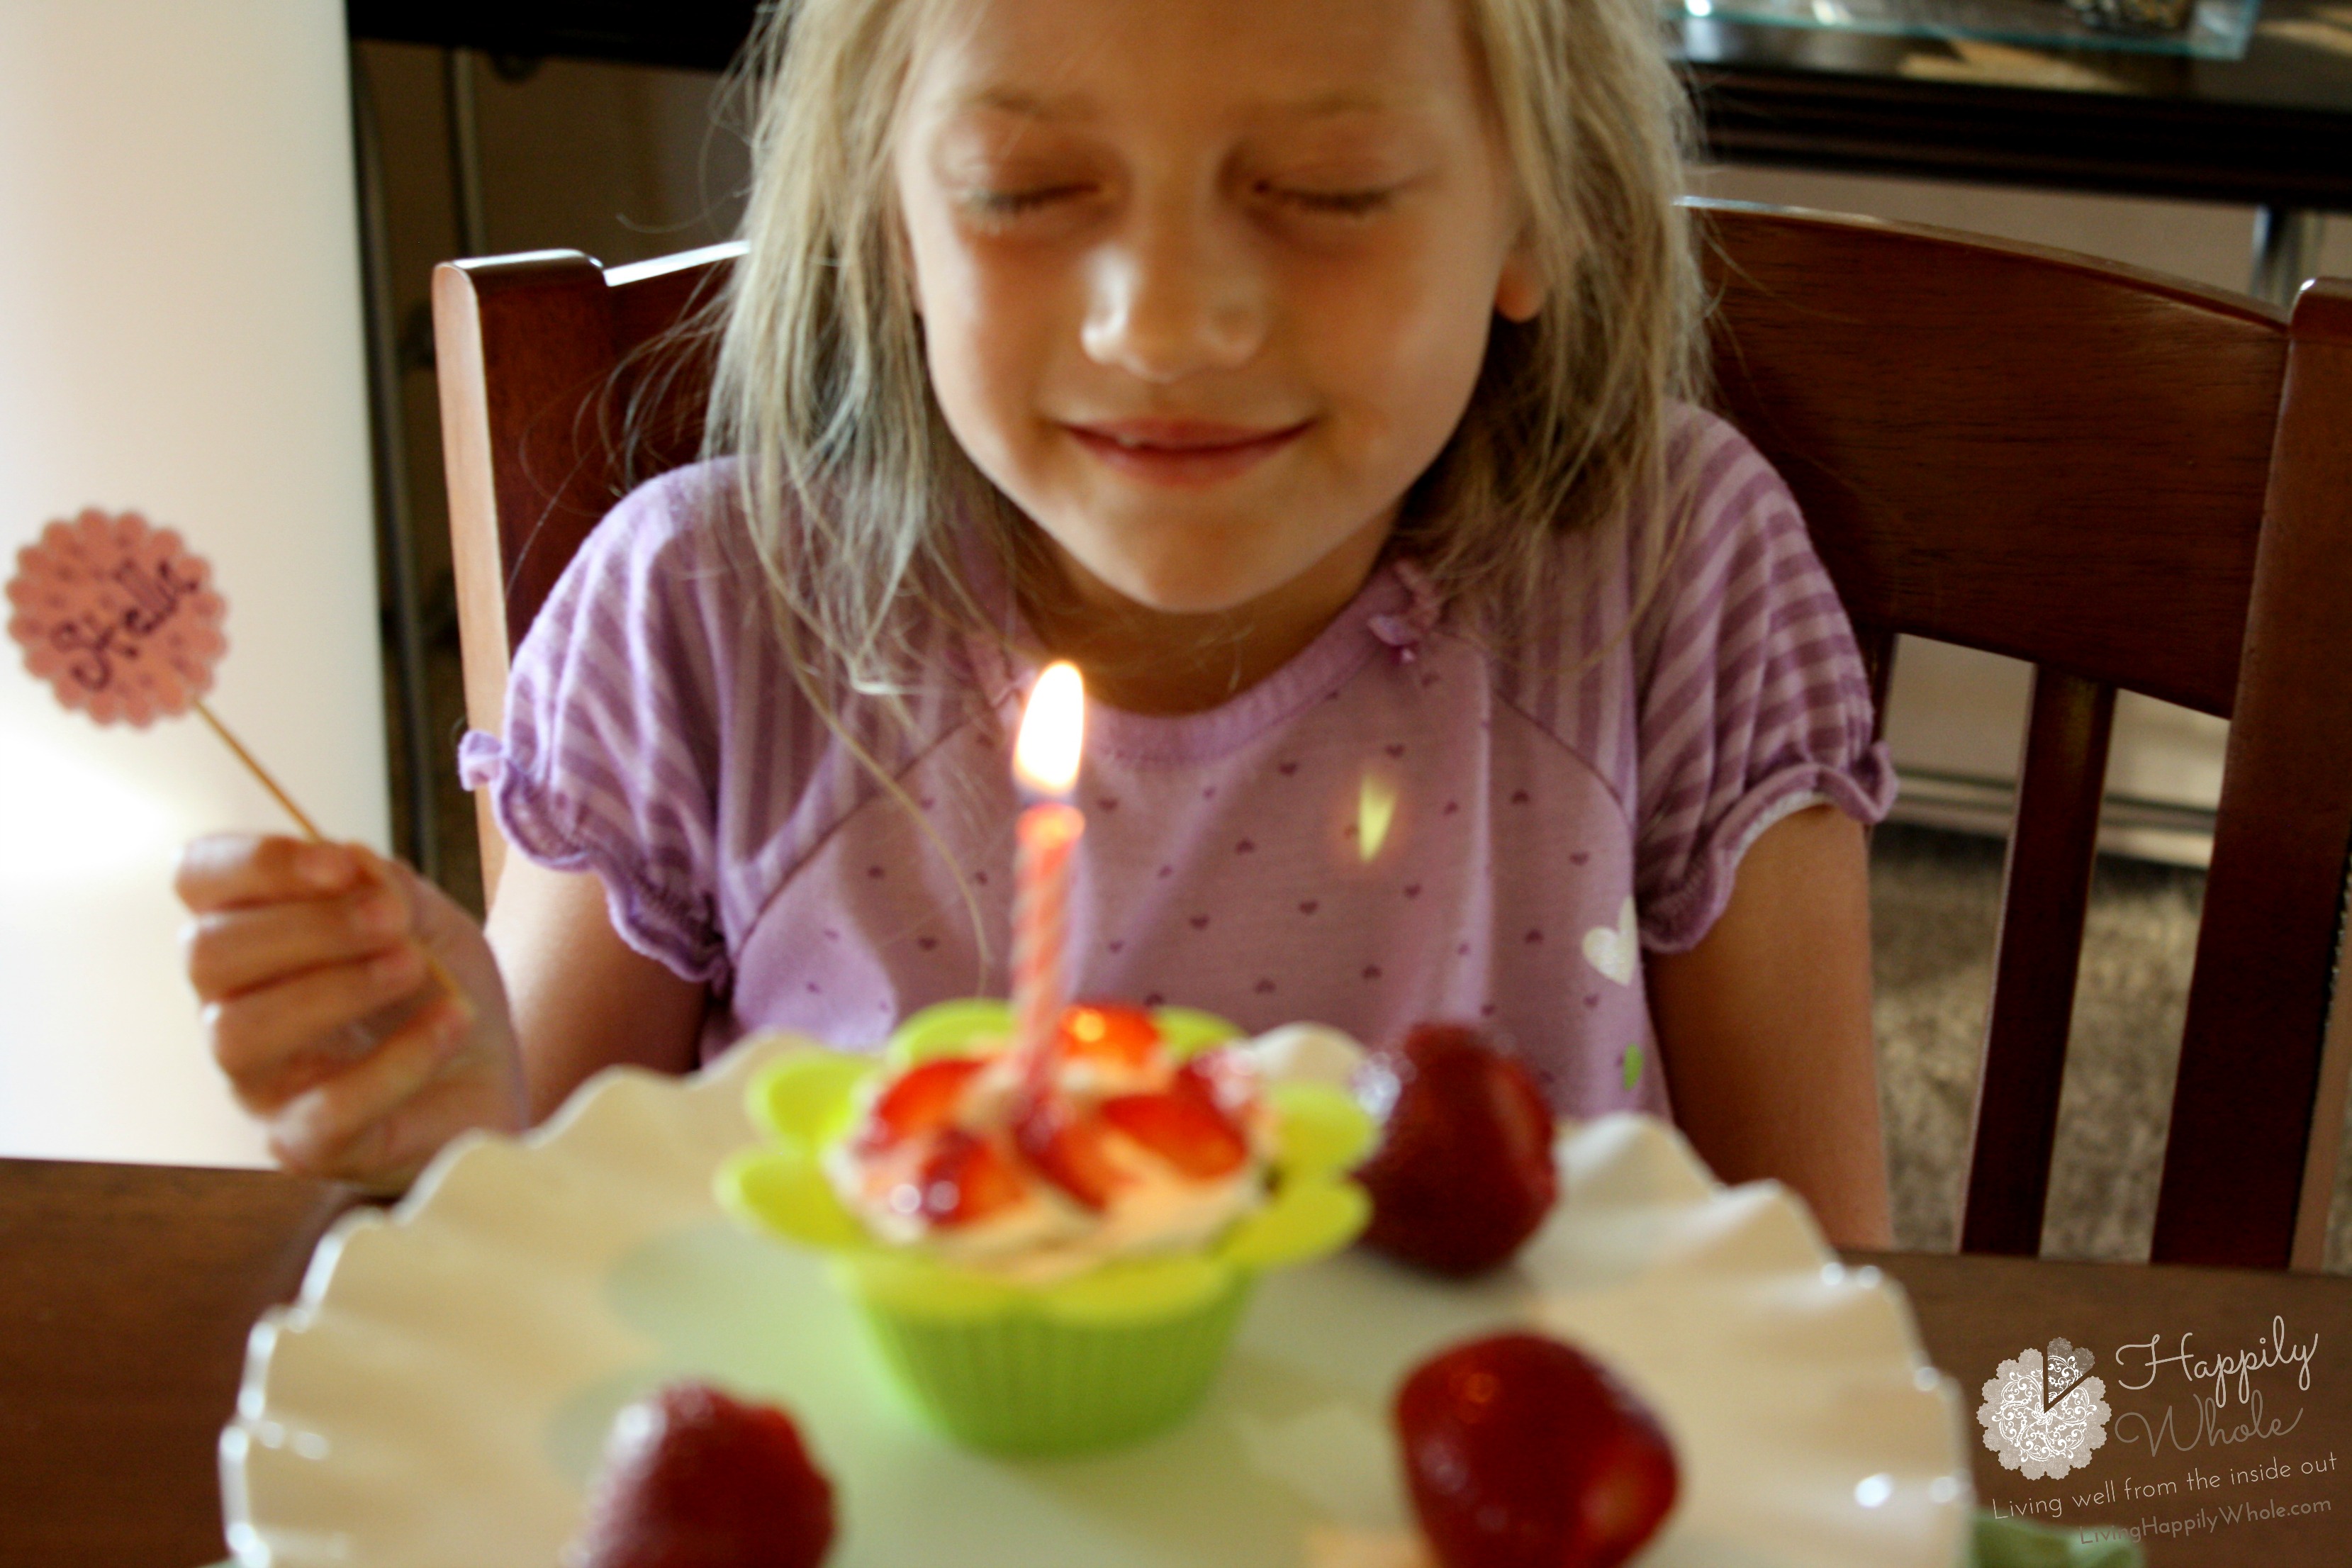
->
[[1494, 242, 1545, 323]]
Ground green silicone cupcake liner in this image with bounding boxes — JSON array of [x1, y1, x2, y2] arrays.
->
[[718, 1019, 1377, 1457], [851, 1272, 1256, 1455]]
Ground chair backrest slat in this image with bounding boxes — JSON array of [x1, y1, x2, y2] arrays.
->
[[1961, 667, 2117, 1255]]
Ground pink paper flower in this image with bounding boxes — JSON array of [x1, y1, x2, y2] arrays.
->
[[6, 508, 228, 727]]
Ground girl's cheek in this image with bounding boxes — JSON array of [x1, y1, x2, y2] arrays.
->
[[1279, 242, 1446, 376]]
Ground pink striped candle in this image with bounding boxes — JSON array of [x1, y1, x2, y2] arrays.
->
[[1009, 662, 1087, 1070], [1011, 801, 1084, 1063]]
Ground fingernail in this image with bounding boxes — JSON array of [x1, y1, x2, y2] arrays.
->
[[296, 844, 348, 889], [356, 893, 405, 940], [370, 945, 421, 987]]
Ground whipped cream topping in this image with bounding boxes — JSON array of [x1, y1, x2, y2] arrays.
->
[[1242, 1023, 1367, 1092], [826, 1022, 1360, 1285]]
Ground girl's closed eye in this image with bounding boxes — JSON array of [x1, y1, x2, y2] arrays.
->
[[968, 181, 1401, 223], [965, 184, 1097, 219], [1257, 182, 1399, 218]]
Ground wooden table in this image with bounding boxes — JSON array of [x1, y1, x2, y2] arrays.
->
[[6, 1156, 2348, 1567]]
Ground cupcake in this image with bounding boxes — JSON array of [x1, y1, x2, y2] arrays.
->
[[715, 1000, 1375, 1456]]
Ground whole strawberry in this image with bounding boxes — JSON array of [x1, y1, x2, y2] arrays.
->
[[1395, 1333, 1679, 1568], [569, 1381, 836, 1568], [1354, 1024, 1557, 1275]]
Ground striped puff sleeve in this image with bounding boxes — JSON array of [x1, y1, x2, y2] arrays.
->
[[1632, 413, 1896, 952], [457, 468, 734, 989]]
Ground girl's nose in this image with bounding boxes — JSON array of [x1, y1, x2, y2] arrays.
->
[[1080, 201, 1268, 383]]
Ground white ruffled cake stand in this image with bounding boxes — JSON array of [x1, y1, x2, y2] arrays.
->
[[223, 1034, 1971, 1567]]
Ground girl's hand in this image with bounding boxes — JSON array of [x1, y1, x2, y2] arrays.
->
[[174, 834, 526, 1191]]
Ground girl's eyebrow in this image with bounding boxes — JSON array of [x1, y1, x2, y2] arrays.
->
[[952, 85, 1411, 125]]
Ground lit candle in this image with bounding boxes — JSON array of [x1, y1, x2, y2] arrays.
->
[[1011, 661, 1086, 1068]]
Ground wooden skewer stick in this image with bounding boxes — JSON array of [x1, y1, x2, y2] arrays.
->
[[194, 700, 327, 841], [193, 698, 463, 1006]]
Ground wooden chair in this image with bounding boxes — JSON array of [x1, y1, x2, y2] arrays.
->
[[432, 240, 740, 895], [433, 203, 2352, 1270]]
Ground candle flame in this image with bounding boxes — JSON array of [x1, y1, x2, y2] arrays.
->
[[1015, 661, 1086, 796]]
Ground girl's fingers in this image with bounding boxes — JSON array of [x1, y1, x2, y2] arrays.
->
[[174, 835, 342, 912], [175, 833, 366, 912], [181, 834, 520, 1189], [265, 1000, 472, 1183], [203, 941, 431, 1100], [183, 883, 413, 1002], [340, 1060, 525, 1192]]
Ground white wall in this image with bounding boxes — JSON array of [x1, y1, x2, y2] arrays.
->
[[0, 4, 386, 1167]]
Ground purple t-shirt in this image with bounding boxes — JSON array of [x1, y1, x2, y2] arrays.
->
[[459, 406, 1893, 1119]]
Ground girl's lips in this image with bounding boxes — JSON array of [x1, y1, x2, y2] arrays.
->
[[1064, 419, 1310, 487]]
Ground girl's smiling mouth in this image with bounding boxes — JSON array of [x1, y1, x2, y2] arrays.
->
[[1063, 417, 1312, 487]]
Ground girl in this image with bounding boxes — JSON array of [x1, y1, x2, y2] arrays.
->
[[176, 0, 1894, 1244]]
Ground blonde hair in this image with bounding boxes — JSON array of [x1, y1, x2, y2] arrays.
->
[[704, 0, 1706, 703]]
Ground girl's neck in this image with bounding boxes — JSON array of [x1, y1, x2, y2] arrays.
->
[[1019, 511, 1397, 717]]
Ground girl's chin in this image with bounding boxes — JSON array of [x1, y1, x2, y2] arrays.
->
[[1051, 532, 1318, 619], [1018, 480, 1391, 621]]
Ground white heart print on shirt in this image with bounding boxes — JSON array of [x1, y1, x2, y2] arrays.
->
[[1582, 895, 1638, 985]]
